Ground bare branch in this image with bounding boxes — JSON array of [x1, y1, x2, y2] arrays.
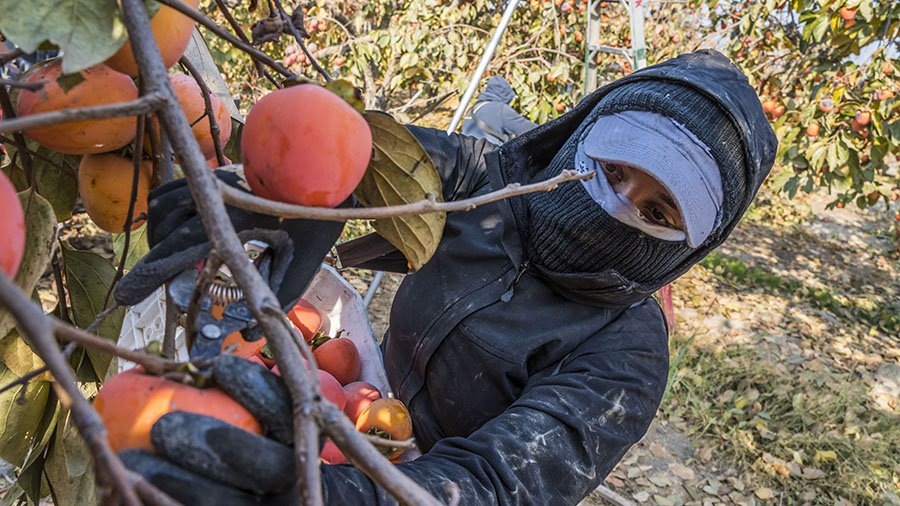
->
[[271, 0, 332, 81], [0, 273, 142, 506], [212, 0, 282, 87], [127, 471, 184, 506], [220, 168, 594, 221], [363, 433, 418, 450], [180, 57, 226, 166], [0, 93, 163, 136], [85, 303, 123, 334], [53, 321, 182, 376], [154, 0, 296, 79]]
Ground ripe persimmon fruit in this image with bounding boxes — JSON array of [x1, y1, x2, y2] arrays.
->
[[105, 0, 200, 76], [355, 398, 412, 460], [318, 370, 347, 411], [287, 299, 323, 341], [312, 337, 361, 386], [16, 60, 137, 154], [241, 84, 372, 208], [94, 368, 262, 452], [342, 381, 382, 422], [168, 73, 232, 158], [78, 154, 152, 233], [0, 173, 25, 278]]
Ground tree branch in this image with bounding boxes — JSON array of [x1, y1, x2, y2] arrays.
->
[[212, 0, 282, 88], [0, 273, 142, 506], [180, 57, 226, 166], [220, 168, 594, 221], [154, 0, 296, 79], [0, 94, 163, 136], [271, 0, 332, 82], [53, 321, 182, 376]]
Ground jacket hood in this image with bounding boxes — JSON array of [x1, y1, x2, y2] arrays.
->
[[487, 50, 778, 306], [478, 76, 517, 104]]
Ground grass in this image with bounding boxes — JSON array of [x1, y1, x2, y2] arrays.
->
[[699, 251, 899, 335], [663, 333, 900, 503]]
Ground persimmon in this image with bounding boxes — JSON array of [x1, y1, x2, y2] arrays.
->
[[355, 398, 412, 460], [342, 381, 382, 422], [222, 331, 267, 359], [15, 60, 137, 154], [241, 84, 372, 208], [838, 7, 856, 20], [319, 370, 347, 411], [321, 439, 348, 464], [818, 99, 835, 113], [287, 299, 323, 341], [761, 99, 777, 114], [168, 73, 233, 159], [105, 0, 200, 76], [770, 104, 785, 119], [312, 337, 361, 385], [94, 368, 262, 452], [78, 154, 152, 233], [0, 173, 25, 278], [806, 123, 820, 138], [854, 110, 871, 126]]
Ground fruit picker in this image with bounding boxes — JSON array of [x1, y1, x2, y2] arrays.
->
[[116, 50, 777, 505]]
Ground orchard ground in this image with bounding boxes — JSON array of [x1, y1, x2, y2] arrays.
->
[[353, 188, 900, 504]]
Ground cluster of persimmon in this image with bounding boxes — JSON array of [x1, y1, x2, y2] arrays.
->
[[95, 299, 413, 464]]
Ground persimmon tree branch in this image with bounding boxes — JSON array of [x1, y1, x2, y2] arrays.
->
[[52, 322, 182, 375], [271, 0, 332, 82], [154, 0, 296, 79], [0, 93, 163, 136], [0, 273, 142, 506], [220, 168, 594, 221], [212, 0, 281, 88], [179, 57, 226, 166]]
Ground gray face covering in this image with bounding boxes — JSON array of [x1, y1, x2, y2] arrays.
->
[[574, 138, 687, 243]]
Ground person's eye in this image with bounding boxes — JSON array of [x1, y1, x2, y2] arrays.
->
[[602, 163, 624, 182], [643, 204, 674, 228]]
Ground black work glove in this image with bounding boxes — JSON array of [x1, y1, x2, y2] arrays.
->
[[121, 355, 301, 505], [114, 169, 346, 310]]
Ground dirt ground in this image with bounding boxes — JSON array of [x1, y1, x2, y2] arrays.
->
[[351, 190, 899, 505]]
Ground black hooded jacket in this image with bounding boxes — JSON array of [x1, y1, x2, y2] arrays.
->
[[461, 76, 538, 145], [326, 50, 777, 505]]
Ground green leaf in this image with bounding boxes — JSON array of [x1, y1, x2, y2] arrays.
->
[[60, 244, 124, 380], [0, 371, 53, 466], [0, 329, 51, 381], [44, 409, 96, 506], [0, 190, 56, 339], [2, 143, 80, 222], [112, 224, 150, 271], [0, 0, 127, 74], [355, 111, 445, 271]]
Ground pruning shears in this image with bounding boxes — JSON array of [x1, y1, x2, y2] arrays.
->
[[166, 239, 288, 361]]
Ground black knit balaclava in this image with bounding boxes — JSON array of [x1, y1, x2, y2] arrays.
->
[[524, 81, 746, 285]]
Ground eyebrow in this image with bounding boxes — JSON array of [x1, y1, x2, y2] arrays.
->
[[657, 191, 678, 212]]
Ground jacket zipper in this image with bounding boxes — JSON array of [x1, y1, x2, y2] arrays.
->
[[500, 260, 529, 302]]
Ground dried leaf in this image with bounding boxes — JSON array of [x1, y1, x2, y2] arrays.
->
[[813, 449, 837, 463], [755, 487, 776, 500], [355, 111, 444, 271], [669, 462, 696, 481], [0, 190, 56, 338]]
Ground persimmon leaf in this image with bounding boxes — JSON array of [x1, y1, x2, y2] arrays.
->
[[354, 111, 444, 271]]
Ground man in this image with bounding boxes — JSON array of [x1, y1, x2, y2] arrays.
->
[[461, 75, 537, 144], [119, 50, 777, 505]]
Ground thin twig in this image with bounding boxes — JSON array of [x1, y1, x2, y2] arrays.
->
[[163, 284, 178, 358], [0, 86, 35, 187], [0, 342, 77, 398], [0, 274, 142, 506], [85, 304, 123, 334], [212, 0, 281, 88], [53, 322, 181, 375], [0, 48, 24, 66], [179, 57, 226, 166], [593, 484, 637, 506], [0, 78, 44, 90], [51, 251, 70, 324], [0, 134, 73, 173], [363, 433, 418, 450], [154, 0, 296, 79], [221, 168, 594, 221], [0, 93, 163, 136], [185, 255, 222, 346], [271, 0, 332, 81], [104, 114, 147, 309], [127, 471, 184, 506]]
